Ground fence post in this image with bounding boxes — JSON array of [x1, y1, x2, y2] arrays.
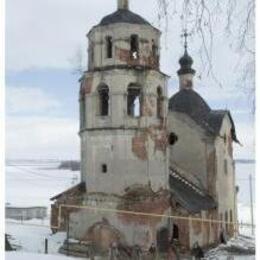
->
[[44, 238, 48, 254], [249, 174, 254, 236]]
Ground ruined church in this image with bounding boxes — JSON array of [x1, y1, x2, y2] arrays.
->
[[51, 0, 238, 256]]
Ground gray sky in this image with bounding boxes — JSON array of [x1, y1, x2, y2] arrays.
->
[[5, 0, 255, 160]]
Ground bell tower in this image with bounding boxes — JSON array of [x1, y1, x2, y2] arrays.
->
[[79, 0, 169, 194]]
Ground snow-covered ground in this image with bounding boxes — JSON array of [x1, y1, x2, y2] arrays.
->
[[6, 252, 86, 260], [5, 160, 80, 209], [6, 219, 65, 254], [6, 160, 80, 257], [5, 160, 255, 259]]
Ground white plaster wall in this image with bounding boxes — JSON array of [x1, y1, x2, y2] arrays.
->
[[81, 129, 169, 194], [215, 115, 237, 232], [168, 111, 210, 190], [79, 68, 169, 194]]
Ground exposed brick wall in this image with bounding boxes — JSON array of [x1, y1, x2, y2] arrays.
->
[[117, 189, 170, 227], [142, 96, 155, 117], [115, 47, 159, 69], [83, 218, 125, 252], [81, 77, 93, 95], [131, 123, 168, 161], [50, 185, 85, 232], [132, 134, 148, 160]]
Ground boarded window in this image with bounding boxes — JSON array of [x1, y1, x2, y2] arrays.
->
[[130, 35, 139, 60], [98, 84, 109, 116], [127, 84, 142, 117], [106, 36, 113, 58], [157, 87, 163, 118]]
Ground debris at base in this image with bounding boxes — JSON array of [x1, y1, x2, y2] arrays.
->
[[206, 235, 255, 257]]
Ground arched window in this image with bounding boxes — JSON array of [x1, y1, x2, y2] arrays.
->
[[220, 213, 223, 229], [98, 84, 109, 116], [127, 84, 142, 117], [80, 94, 86, 129], [157, 87, 163, 118], [130, 34, 139, 60], [225, 211, 229, 231], [152, 39, 158, 58], [230, 210, 233, 232], [106, 36, 113, 58]]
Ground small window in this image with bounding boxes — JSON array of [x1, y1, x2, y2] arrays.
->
[[224, 159, 228, 175], [127, 84, 142, 117], [130, 35, 139, 60], [102, 164, 107, 173], [106, 36, 113, 58], [169, 133, 178, 146]]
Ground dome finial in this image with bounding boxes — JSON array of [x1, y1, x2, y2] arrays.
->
[[118, 0, 129, 10], [183, 29, 189, 53]]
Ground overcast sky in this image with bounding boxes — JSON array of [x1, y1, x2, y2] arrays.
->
[[5, 0, 255, 160]]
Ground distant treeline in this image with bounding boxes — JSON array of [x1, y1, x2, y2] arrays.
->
[[58, 161, 80, 171], [235, 159, 255, 164]]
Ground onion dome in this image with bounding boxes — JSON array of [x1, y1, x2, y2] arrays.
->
[[177, 49, 196, 76]]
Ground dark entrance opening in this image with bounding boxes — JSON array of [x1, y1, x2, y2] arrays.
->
[[171, 224, 179, 243], [156, 227, 170, 253]]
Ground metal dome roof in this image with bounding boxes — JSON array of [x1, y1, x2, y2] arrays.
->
[[169, 89, 238, 142], [99, 9, 151, 26], [169, 89, 211, 121]]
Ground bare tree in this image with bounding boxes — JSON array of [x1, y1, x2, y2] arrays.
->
[[69, 47, 85, 75], [156, 0, 255, 94]]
